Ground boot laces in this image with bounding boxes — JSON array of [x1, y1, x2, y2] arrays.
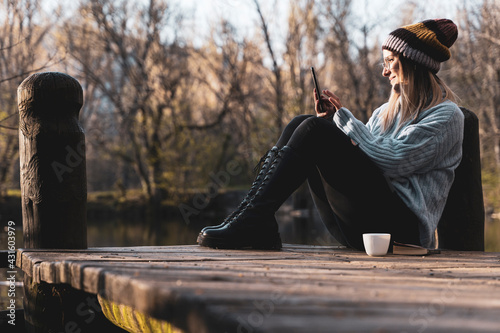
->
[[225, 147, 279, 224], [232, 147, 285, 221]]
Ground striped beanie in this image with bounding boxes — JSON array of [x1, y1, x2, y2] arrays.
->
[[382, 19, 458, 73]]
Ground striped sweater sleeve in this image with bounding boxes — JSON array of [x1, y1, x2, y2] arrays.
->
[[333, 101, 464, 178]]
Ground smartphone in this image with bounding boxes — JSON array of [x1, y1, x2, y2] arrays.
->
[[310, 67, 323, 113]]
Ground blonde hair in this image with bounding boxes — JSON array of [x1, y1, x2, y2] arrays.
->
[[379, 55, 457, 132]]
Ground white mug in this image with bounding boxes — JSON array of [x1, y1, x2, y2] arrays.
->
[[363, 233, 391, 256]]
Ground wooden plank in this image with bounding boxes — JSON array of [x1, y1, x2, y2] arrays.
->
[[16, 245, 500, 332]]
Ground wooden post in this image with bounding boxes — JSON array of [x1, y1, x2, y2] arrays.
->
[[18, 73, 123, 332], [18, 72, 87, 249], [438, 108, 485, 251]]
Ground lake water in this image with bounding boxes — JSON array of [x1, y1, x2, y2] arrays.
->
[[86, 204, 336, 247]]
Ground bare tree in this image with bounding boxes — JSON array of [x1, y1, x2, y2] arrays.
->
[[60, 0, 190, 202], [320, 0, 387, 123], [448, 0, 500, 169], [60, 0, 267, 203], [0, 0, 56, 196], [284, 0, 321, 117], [253, 0, 285, 135]]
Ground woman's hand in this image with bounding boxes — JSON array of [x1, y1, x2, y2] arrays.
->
[[314, 89, 343, 118]]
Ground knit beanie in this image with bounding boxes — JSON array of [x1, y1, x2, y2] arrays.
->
[[382, 19, 458, 73]]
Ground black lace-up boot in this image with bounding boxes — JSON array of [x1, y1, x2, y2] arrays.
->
[[196, 147, 279, 241], [198, 146, 311, 249]]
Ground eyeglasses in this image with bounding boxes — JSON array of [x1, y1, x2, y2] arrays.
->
[[381, 60, 393, 70]]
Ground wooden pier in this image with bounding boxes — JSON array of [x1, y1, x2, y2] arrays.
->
[[16, 244, 500, 332], [12, 72, 496, 333]]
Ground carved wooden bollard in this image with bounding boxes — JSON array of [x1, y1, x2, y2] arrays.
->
[[18, 72, 87, 249]]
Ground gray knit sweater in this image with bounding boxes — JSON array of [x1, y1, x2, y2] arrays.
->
[[333, 100, 464, 247]]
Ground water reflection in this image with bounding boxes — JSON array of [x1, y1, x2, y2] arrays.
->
[[87, 193, 339, 248], [87, 217, 200, 247]]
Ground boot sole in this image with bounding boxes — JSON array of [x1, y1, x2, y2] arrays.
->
[[198, 233, 282, 250]]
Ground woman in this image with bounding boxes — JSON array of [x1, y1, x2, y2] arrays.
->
[[197, 18, 464, 251]]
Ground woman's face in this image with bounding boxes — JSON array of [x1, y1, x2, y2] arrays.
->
[[382, 50, 402, 92]]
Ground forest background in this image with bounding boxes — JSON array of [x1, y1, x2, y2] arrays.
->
[[1, 0, 499, 251]]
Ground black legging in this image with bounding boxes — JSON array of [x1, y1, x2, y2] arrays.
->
[[276, 115, 421, 250]]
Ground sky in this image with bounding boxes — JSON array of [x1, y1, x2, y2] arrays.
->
[[175, 0, 479, 70], [178, 0, 478, 37], [40, 0, 480, 67], [42, 0, 480, 48], [177, 0, 479, 53]]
